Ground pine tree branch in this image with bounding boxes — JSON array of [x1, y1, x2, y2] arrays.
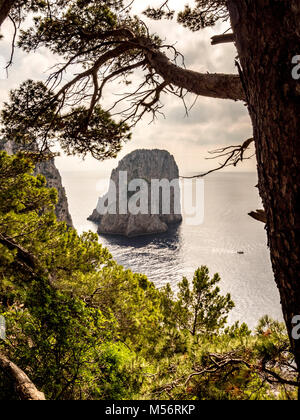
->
[[52, 35, 245, 105], [144, 44, 245, 101], [0, 233, 39, 272], [0, 233, 54, 283], [182, 138, 254, 178], [46, 33, 245, 133]]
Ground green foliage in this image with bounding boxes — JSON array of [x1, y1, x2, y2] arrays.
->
[[1, 80, 58, 152], [0, 152, 148, 399], [144, 1, 228, 31], [2, 286, 113, 400], [10, 1, 126, 29], [0, 0, 297, 401], [161, 266, 234, 336], [254, 316, 292, 367], [0, 1, 161, 160], [17, 0, 147, 57], [177, 0, 228, 31], [1, 0, 232, 163], [0, 153, 297, 400], [58, 105, 131, 159], [0, 151, 57, 300], [1, 81, 131, 160], [143, 5, 175, 21], [19, 1, 119, 57]]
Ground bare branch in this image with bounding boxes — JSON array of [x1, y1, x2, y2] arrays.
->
[[183, 138, 254, 178], [45, 29, 245, 128], [153, 350, 299, 398], [54, 43, 134, 103], [5, 15, 17, 72]]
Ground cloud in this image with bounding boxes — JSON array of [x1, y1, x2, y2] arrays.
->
[[0, 2, 255, 177]]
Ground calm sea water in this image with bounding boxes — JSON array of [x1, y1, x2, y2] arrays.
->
[[60, 170, 282, 328]]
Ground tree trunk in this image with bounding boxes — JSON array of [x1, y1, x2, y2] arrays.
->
[[227, 0, 300, 370], [0, 0, 16, 27], [0, 353, 45, 400]]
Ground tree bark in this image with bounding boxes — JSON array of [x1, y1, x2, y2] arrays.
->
[[227, 0, 300, 370], [0, 353, 45, 400], [55, 31, 246, 103], [211, 33, 235, 45], [146, 48, 245, 101], [249, 210, 267, 224], [0, 0, 16, 27]]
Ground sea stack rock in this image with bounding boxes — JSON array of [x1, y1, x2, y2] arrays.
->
[[0, 140, 73, 227], [88, 149, 182, 237]]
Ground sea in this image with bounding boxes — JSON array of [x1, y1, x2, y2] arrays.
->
[[60, 170, 283, 329]]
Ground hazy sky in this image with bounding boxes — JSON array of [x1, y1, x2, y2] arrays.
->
[[0, 0, 255, 177]]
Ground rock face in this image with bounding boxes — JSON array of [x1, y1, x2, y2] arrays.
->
[[0, 140, 73, 227], [34, 159, 73, 227], [88, 149, 182, 237]]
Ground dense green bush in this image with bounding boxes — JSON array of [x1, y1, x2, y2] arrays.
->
[[0, 152, 297, 400]]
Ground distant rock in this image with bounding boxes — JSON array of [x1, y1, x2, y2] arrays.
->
[[0, 140, 73, 227], [88, 149, 182, 237]]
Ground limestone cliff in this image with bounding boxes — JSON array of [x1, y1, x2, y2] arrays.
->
[[0, 140, 73, 227], [88, 149, 182, 237]]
